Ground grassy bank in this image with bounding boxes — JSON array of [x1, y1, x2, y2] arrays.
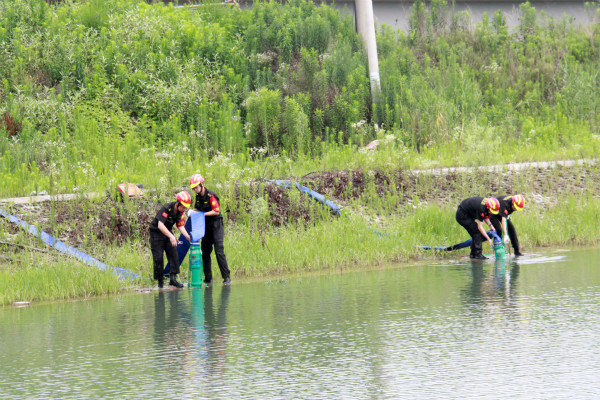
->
[[1, 162, 599, 306], [0, 258, 123, 306]]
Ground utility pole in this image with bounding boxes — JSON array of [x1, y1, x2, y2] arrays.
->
[[355, 0, 380, 101]]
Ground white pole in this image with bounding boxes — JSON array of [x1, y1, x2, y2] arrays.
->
[[355, 0, 380, 100]]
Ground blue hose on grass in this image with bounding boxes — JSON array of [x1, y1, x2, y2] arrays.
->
[[0, 207, 139, 280], [268, 180, 341, 216]]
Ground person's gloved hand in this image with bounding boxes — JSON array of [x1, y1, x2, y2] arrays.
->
[[504, 235, 510, 245]]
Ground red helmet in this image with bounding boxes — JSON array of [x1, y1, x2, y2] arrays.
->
[[190, 174, 205, 189], [485, 197, 500, 214], [512, 194, 525, 211], [176, 191, 191, 208]]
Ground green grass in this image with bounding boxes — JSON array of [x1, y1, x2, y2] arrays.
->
[[0, 255, 123, 305], [2, 186, 599, 306]]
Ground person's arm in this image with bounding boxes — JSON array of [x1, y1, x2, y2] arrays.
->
[[204, 195, 221, 217], [178, 225, 191, 243], [158, 221, 178, 247], [176, 214, 191, 243], [477, 219, 494, 248], [486, 217, 495, 232]]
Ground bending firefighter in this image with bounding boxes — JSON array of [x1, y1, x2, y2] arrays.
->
[[490, 194, 525, 256], [455, 197, 500, 259], [190, 174, 232, 286], [148, 191, 192, 288]]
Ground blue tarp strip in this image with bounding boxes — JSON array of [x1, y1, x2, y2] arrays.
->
[[0, 207, 139, 280], [269, 180, 341, 216]]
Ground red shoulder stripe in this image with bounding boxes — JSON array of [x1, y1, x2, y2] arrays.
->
[[210, 196, 221, 213]]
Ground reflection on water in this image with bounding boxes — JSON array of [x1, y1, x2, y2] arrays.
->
[[203, 287, 230, 379], [151, 287, 232, 397], [1, 248, 600, 399], [463, 258, 521, 307], [189, 286, 231, 392]]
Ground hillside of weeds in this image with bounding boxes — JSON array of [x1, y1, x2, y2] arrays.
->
[[0, 0, 599, 198]]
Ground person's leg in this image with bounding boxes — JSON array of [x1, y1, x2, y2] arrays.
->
[[150, 234, 166, 288], [455, 207, 464, 226], [201, 233, 214, 284], [164, 240, 183, 288], [212, 220, 231, 284], [507, 218, 522, 255], [164, 217, 192, 276], [456, 208, 485, 258], [470, 230, 485, 258]]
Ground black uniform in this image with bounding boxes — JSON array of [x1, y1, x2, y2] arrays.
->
[[455, 197, 492, 258], [490, 195, 521, 255], [194, 188, 230, 283], [149, 201, 185, 279]]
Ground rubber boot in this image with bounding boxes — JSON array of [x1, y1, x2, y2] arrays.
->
[[169, 273, 183, 288], [470, 253, 488, 260], [514, 248, 524, 257], [157, 277, 164, 289]]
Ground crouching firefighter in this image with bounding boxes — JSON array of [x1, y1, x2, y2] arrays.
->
[[455, 197, 500, 259], [148, 191, 192, 288]]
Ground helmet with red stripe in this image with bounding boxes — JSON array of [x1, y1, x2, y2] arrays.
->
[[512, 194, 525, 211], [190, 174, 205, 189], [176, 191, 191, 208], [485, 197, 500, 215]]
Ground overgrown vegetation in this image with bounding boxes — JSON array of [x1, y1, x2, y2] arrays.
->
[[0, 0, 598, 196]]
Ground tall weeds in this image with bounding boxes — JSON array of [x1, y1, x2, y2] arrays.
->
[[1, 0, 598, 197]]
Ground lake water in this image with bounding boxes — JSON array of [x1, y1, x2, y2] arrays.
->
[[2, 248, 600, 399]]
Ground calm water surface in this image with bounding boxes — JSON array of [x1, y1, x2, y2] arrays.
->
[[2, 248, 600, 399]]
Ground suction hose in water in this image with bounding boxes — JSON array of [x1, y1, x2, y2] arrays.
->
[[488, 231, 505, 259], [420, 230, 506, 259]]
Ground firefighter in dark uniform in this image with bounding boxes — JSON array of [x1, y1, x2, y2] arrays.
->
[[490, 194, 525, 256], [455, 197, 500, 259], [190, 174, 231, 286], [148, 191, 192, 288]]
